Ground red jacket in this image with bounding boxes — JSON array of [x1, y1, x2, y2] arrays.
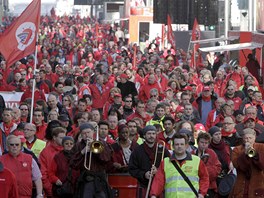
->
[[0, 153, 32, 198], [156, 131, 173, 150], [45, 72, 58, 85], [20, 89, 46, 104], [89, 84, 110, 109], [224, 95, 242, 111], [48, 151, 80, 186], [138, 82, 162, 102], [39, 142, 63, 196], [205, 109, 218, 131], [192, 148, 222, 191], [0, 166, 19, 198], [35, 123, 47, 140]]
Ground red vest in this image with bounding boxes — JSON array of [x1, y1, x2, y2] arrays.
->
[[1, 153, 32, 198]]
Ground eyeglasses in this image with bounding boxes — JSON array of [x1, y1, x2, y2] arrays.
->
[[9, 143, 20, 147], [64, 142, 74, 146], [21, 73, 26, 75], [223, 123, 234, 125], [125, 100, 132, 102], [24, 128, 35, 132], [150, 95, 157, 98]]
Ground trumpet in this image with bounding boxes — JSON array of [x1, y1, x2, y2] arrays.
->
[[247, 147, 256, 158], [145, 140, 166, 198], [84, 124, 104, 170]]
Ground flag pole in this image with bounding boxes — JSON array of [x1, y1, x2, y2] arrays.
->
[[29, 36, 38, 123]]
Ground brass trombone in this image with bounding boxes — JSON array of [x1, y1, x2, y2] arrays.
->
[[84, 124, 104, 170], [145, 140, 166, 198]]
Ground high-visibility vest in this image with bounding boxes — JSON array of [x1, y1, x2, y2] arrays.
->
[[164, 156, 200, 198], [24, 139, 46, 158]]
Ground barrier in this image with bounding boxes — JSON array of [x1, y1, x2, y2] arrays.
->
[[108, 174, 138, 198]]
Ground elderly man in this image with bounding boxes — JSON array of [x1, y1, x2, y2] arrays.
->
[[70, 123, 112, 197], [235, 106, 264, 133], [0, 135, 43, 198], [23, 123, 46, 158], [231, 128, 264, 197]]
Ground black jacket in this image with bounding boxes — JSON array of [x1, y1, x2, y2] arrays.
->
[[128, 143, 170, 188]]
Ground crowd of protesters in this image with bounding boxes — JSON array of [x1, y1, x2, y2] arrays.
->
[[0, 13, 264, 198]]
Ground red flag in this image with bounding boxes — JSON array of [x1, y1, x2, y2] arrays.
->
[[191, 18, 202, 67], [0, 0, 41, 67], [167, 15, 176, 50]]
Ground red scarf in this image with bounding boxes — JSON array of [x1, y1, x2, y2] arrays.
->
[[202, 95, 211, 102], [3, 122, 14, 135], [143, 142, 157, 165], [221, 128, 236, 137]]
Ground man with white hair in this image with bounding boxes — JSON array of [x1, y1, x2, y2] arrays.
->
[[0, 135, 43, 198]]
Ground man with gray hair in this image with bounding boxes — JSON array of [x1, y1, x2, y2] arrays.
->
[[231, 128, 264, 197], [23, 123, 46, 158], [0, 135, 43, 198]]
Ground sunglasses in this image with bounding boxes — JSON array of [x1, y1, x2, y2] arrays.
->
[[9, 143, 20, 147], [125, 100, 132, 102]]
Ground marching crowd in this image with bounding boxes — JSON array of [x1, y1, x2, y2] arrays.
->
[[0, 14, 264, 198]]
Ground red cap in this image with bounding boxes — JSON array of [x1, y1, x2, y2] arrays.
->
[[120, 73, 128, 79], [13, 131, 26, 143], [194, 123, 205, 131], [19, 64, 27, 71], [176, 105, 184, 113], [116, 55, 122, 60], [203, 86, 210, 91], [244, 116, 255, 123], [183, 86, 192, 91], [88, 53, 93, 57]]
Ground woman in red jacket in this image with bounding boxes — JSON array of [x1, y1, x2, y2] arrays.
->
[[49, 136, 79, 198]]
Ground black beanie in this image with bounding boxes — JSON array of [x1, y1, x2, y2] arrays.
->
[[208, 126, 221, 136], [62, 136, 74, 145], [79, 123, 94, 132], [143, 125, 157, 135]]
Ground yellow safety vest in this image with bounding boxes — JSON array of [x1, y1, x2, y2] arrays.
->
[[24, 139, 46, 158], [164, 156, 200, 198]]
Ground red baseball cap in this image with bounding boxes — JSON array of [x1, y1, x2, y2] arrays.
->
[[194, 123, 206, 131], [183, 86, 192, 91], [243, 116, 255, 123], [120, 73, 128, 79], [203, 86, 210, 91]]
